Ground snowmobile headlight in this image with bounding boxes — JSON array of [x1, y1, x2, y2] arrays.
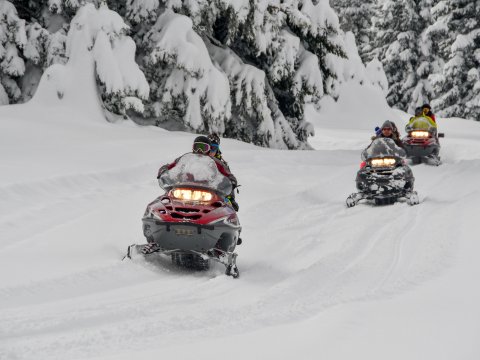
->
[[411, 130, 429, 138], [172, 188, 213, 202], [370, 157, 396, 168]]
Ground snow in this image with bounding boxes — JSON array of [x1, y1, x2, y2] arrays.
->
[[1, 42, 480, 360], [0, 81, 8, 104], [209, 45, 276, 145], [146, 10, 231, 131], [451, 34, 472, 52], [295, 47, 324, 99], [271, 30, 300, 83], [298, 0, 340, 36], [75, 3, 149, 107], [219, 0, 250, 21], [338, 32, 369, 85], [2, 43, 25, 76], [366, 57, 389, 95], [126, 0, 159, 23]]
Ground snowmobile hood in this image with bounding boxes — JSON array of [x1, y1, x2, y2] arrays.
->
[[158, 153, 233, 196], [362, 138, 406, 160]]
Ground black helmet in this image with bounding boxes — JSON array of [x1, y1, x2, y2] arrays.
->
[[414, 107, 423, 116], [192, 135, 211, 154], [422, 103, 431, 110], [208, 133, 220, 145]]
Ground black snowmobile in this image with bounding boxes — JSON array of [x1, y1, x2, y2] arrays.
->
[[124, 153, 242, 278], [402, 116, 444, 166], [346, 137, 419, 207]]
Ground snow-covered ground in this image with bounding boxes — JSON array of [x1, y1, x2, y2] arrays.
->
[[1, 82, 480, 360]]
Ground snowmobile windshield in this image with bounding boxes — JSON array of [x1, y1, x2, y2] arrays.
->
[[407, 116, 437, 131], [158, 153, 233, 196], [361, 138, 406, 161]]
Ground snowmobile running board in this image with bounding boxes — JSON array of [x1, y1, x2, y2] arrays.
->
[[122, 244, 239, 278], [346, 190, 419, 207]]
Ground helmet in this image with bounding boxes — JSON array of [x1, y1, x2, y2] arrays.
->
[[192, 135, 211, 154], [381, 120, 394, 130], [422, 103, 431, 111], [414, 107, 423, 116]]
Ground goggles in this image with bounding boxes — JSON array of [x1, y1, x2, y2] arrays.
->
[[193, 142, 211, 153], [210, 143, 219, 151], [382, 127, 392, 131]]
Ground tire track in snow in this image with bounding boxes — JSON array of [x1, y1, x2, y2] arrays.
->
[[0, 163, 156, 250], [1, 154, 478, 360]]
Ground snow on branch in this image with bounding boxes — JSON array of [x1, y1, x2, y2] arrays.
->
[[0, 0, 27, 103], [209, 44, 303, 148], [68, 3, 149, 117], [32, 2, 149, 120], [126, 0, 159, 23]]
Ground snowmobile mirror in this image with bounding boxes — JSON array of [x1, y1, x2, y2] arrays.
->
[[438, 133, 445, 138]]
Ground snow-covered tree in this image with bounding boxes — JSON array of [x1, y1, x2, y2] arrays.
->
[[141, 10, 230, 133], [330, 0, 375, 63], [430, 0, 480, 121], [130, 0, 346, 148], [125, 0, 158, 24], [426, 0, 451, 60], [373, 0, 433, 113], [337, 32, 370, 86], [76, 3, 149, 119], [366, 57, 389, 96], [0, 0, 27, 104], [33, 2, 149, 119], [8, 0, 74, 101], [8, 0, 398, 147]]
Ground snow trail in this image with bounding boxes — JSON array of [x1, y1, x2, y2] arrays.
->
[[1, 104, 480, 359]]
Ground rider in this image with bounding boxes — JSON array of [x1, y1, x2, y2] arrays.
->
[[157, 135, 239, 211], [207, 133, 239, 211], [375, 120, 403, 148], [414, 106, 423, 117], [208, 133, 229, 165], [406, 104, 437, 132], [421, 103, 436, 123]]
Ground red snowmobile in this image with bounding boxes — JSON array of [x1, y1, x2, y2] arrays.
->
[[402, 116, 444, 165], [124, 153, 241, 278]]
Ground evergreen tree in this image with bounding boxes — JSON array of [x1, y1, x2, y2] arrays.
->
[[431, 0, 480, 120], [10, 0, 74, 101], [128, 0, 347, 148], [74, 3, 149, 119], [5, 0, 393, 148], [0, 0, 27, 104], [366, 57, 389, 95], [140, 9, 231, 133], [373, 0, 433, 113], [330, 0, 375, 63]]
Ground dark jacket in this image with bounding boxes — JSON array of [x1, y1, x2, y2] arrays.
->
[[375, 133, 404, 148], [374, 120, 403, 148]]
